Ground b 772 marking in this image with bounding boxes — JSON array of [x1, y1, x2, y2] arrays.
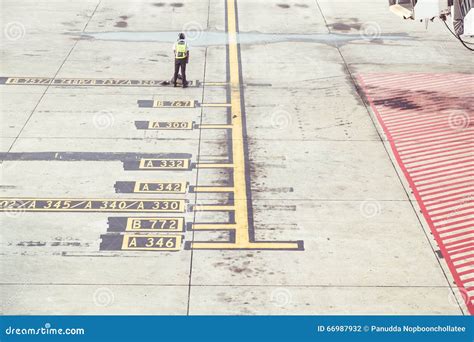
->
[[126, 217, 185, 232]]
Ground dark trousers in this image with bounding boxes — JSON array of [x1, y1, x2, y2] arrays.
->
[[173, 59, 187, 86]]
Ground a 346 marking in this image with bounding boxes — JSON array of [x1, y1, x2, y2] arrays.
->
[[0, 198, 185, 212], [122, 234, 183, 251]]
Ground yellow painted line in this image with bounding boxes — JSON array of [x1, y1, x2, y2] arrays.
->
[[198, 124, 233, 129], [189, 242, 302, 250], [227, 0, 251, 246], [126, 217, 184, 232], [195, 163, 234, 169], [132, 182, 187, 194], [192, 223, 237, 230], [202, 82, 229, 86], [121, 234, 183, 251], [188, 0, 304, 251], [200, 103, 232, 107], [192, 205, 235, 211], [139, 158, 190, 170], [193, 186, 234, 193]]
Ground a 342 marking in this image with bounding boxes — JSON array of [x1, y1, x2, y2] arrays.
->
[[115, 181, 187, 194]]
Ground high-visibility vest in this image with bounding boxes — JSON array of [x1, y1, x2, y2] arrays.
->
[[175, 40, 187, 59]]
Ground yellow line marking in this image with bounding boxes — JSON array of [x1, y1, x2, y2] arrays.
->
[[195, 163, 234, 169], [189, 242, 302, 250], [125, 217, 184, 232], [227, 0, 251, 247], [192, 223, 237, 230], [192, 205, 235, 211], [202, 82, 229, 86], [188, 0, 303, 250], [200, 103, 232, 107], [198, 124, 233, 129], [193, 186, 234, 193]]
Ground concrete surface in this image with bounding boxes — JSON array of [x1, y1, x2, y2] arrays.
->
[[0, 0, 472, 315]]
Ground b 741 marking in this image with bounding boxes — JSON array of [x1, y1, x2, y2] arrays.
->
[[153, 100, 195, 108]]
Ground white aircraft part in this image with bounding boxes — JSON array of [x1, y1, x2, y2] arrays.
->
[[414, 0, 450, 19], [463, 8, 474, 35]]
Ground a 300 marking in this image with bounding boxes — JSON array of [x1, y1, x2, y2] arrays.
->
[[148, 121, 193, 130], [0, 198, 185, 212], [126, 217, 184, 232]]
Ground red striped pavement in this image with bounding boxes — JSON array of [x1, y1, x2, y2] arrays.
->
[[358, 73, 474, 314]]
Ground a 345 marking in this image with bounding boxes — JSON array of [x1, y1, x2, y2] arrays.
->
[[0, 198, 185, 212]]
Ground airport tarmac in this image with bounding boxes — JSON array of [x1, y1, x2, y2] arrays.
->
[[0, 0, 473, 315]]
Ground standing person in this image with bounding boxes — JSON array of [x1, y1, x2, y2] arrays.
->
[[173, 33, 189, 88]]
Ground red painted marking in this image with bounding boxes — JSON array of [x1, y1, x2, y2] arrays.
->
[[359, 73, 474, 314]]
